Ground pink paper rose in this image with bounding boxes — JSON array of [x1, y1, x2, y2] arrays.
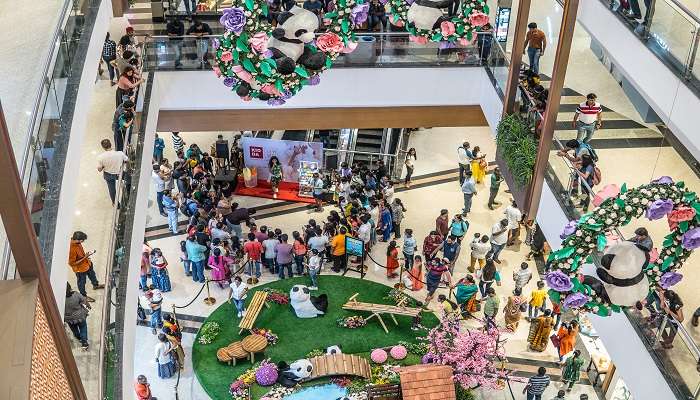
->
[[440, 21, 456, 37], [220, 51, 233, 62], [261, 84, 282, 97], [249, 32, 269, 54], [469, 12, 490, 27], [409, 35, 428, 45], [457, 38, 470, 46], [242, 96, 252, 102], [394, 19, 405, 27], [341, 41, 358, 54], [668, 206, 696, 231], [316, 33, 344, 53], [212, 66, 222, 77], [232, 65, 253, 83]]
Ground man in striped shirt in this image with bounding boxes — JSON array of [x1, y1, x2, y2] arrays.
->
[[171, 131, 185, 155], [524, 367, 550, 400], [572, 93, 603, 143]]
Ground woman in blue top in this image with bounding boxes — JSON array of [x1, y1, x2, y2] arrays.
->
[[153, 133, 165, 163], [449, 214, 469, 242], [379, 201, 393, 242]]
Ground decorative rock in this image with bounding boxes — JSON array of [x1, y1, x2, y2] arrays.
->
[[390, 345, 408, 360], [371, 349, 388, 364]]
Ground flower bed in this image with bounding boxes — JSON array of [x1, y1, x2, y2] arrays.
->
[[198, 321, 221, 345]]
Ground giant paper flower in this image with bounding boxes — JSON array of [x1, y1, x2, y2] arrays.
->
[[660, 271, 683, 289], [546, 271, 574, 291], [409, 35, 428, 44], [469, 11, 490, 27], [220, 7, 247, 34], [651, 176, 674, 185], [220, 51, 233, 62], [682, 227, 700, 250], [562, 292, 589, 309], [440, 21, 455, 37], [646, 199, 674, 220], [351, 3, 369, 24], [316, 33, 344, 53], [249, 32, 269, 54], [668, 206, 696, 231], [223, 77, 237, 87], [560, 220, 578, 239]]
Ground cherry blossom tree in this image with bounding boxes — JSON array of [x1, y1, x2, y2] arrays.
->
[[424, 314, 507, 390]]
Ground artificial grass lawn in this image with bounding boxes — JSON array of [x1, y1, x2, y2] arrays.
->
[[192, 275, 438, 400]]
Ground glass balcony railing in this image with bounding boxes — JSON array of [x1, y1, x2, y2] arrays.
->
[[603, 0, 700, 93], [142, 32, 506, 71]]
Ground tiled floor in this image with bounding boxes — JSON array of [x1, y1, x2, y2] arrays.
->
[[134, 127, 602, 400]]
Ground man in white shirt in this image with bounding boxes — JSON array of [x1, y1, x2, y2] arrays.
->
[[504, 200, 522, 246], [152, 164, 167, 217], [96, 139, 128, 205], [457, 141, 473, 185], [461, 171, 477, 214], [489, 219, 509, 263]]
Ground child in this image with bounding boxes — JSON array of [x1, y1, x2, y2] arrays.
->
[[409, 255, 424, 291], [437, 294, 458, 315], [228, 276, 248, 318], [180, 240, 192, 277], [306, 249, 322, 290], [552, 389, 566, 400], [528, 281, 548, 320]]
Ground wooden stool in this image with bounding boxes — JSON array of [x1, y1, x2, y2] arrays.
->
[[216, 348, 233, 364], [241, 334, 268, 363], [225, 341, 248, 366]]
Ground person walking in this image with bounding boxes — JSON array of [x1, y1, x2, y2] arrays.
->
[[504, 200, 522, 246], [513, 262, 533, 291], [431, 234, 461, 274], [557, 320, 579, 362], [435, 209, 450, 238], [461, 171, 477, 214], [488, 167, 503, 209], [489, 219, 508, 263], [572, 93, 603, 143], [524, 367, 550, 400], [561, 349, 585, 392], [479, 259, 500, 297], [457, 142, 473, 185], [306, 249, 322, 290], [469, 234, 491, 273], [102, 33, 117, 85], [391, 199, 406, 239], [134, 375, 157, 400], [153, 133, 165, 163], [149, 248, 172, 292], [528, 280, 548, 320], [64, 283, 91, 350], [483, 287, 500, 331], [527, 309, 555, 352], [228, 276, 248, 318], [148, 289, 164, 334], [523, 22, 546, 75], [470, 146, 487, 184], [503, 287, 527, 332], [403, 147, 417, 187], [171, 131, 185, 155], [68, 231, 104, 302], [96, 139, 129, 205], [386, 240, 400, 278]]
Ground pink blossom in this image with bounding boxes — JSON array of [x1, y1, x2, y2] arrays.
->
[[341, 41, 358, 54], [261, 84, 282, 97], [457, 38, 470, 46], [212, 66, 222, 77], [440, 21, 456, 37], [316, 33, 345, 53], [220, 51, 233, 62], [469, 12, 490, 27], [232, 65, 253, 83], [242, 96, 252, 102], [249, 32, 269, 54], [409, 35, 428, 45]]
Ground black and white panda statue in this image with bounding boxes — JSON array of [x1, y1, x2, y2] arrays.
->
[[277, 359, 313, 387], [406, 0, 455, 31], [269, 6, 326, 75], [582, 241, 650, 307]]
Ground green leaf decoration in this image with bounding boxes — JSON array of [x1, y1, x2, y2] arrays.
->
[[266, 58, 277, 68], [553, 247, 575, 260], [325, 56, 332, 69], [663, 236, 675, 247], [585, 255, 593, 263], [677, 181, 685, 188], [610, 304, 621, 313], [571, 277, 584, 292], [615, 198, 625, 208], [432, 32, 443, 41], [466, 31, 473, 41], [245, 0, 254, 10], [261, 3, 269, 16], [324, 11, 338, 18], [620, 183, 628, 193], [570, 255, 581, 272], [338, 0, 346, 8], [692, 202, 700, 217], [582, 284, 593, 296], [260, 62, 272, 76], [596, 234, 607, 252], [456, 24, 465, 34], [685, 191, 697, 202], [662, 256, 675, 271], [236, 35, 250, 52], [275, 79, 284, 92], [548, 290, 561, 304], [341, 19, 350, 33], [294, 66, 310, 78], [483, 4, 490, 13], [679, 221, 690, 233], [242, 58, 256, 73], [596, 304, 610, 317], [675, 246, 684, 257]]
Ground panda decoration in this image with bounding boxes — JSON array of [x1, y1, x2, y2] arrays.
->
[[277, 359, 313, 387], [326, 345, 342, 355], [269, 6, 326, 75], [581, 241, 650, 307], [406, 0, 456, 31], [289, 284, 328, 318]]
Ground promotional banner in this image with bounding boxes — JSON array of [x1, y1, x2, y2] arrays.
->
[[242, 137, 324, 182]]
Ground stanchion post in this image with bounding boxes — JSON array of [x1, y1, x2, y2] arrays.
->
[[203, 280, 216, 305]]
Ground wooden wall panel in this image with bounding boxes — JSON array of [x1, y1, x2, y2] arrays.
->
[[156, 106, 487, 131]]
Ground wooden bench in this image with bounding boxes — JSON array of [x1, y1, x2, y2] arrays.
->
[[342, 293, 422, 334], [238, 291, 269, 334], [307, 353, 372, 381]]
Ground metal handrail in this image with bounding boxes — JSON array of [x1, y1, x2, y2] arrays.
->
[[324, 148, 397, 157], [145, 31, 493, 39]]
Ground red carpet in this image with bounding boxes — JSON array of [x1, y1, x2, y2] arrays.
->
[[234, 177, 316, 204]]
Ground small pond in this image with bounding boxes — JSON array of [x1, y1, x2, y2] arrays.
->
[[282, 383, 347, 400]]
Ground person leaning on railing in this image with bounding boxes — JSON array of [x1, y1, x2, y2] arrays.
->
[[166, 17, 185, 68]]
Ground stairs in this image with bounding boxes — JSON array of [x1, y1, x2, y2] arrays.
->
[[352, 129, 385, 164]]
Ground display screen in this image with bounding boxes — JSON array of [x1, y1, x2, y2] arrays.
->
[[496, 8, 511, 42], [345, 236, 364, 257]]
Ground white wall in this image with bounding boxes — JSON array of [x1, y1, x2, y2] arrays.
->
[[155, 67, 489, 110], [49, 0, 113, 315], [577, 0, 700, 160]]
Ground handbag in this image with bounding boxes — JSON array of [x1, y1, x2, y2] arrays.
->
[[478, 159, 487, 169], [550, 333, 561, 348]]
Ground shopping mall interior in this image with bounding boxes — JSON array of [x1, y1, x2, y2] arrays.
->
[[2, 0, 700, 399]]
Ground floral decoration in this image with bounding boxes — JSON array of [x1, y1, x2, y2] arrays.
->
[[197, 321, 221, 344], [214, 0, 364, 104], [255, 359, 279, 386], [230, 360, 277, 399], [390, 345, 408, 360], [306, 348, 325, 358], [262, 288, 290, 305], [370, 348, 388, 364], [548, 179, 699, 316], [370, 364, 400, 385], [387, 0, 489, 46], [337, 315, 367, 329], [251, 328, 279, 345]]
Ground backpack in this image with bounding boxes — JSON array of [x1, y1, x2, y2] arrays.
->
[[591, 166, 602, 186], [580, 143, 599, 162]]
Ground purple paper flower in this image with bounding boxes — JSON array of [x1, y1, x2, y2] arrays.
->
[[651, 176, 674, 185], [646, 199, 674, 220], [212, 37, 221, 50], [379, 0, 388, 4], [281, 90, 293, 100], [221, 7, 247, 34], [421, 353, 434, 364], [546, 271, 574, 292], [562, 292, 589, 309], [405, 0, 414, 4], [351, 3, 369, 25], [560, 220, 578, 239], [262, 49, 274, 59], [681, 227, 700, 249], [438, 41, 456, 50], [223, 77, 237, 87], [308, 75, 321, 86], [267, 98, 286, 106], [660, 271, 683, 289], [255, 363, 278, 386]]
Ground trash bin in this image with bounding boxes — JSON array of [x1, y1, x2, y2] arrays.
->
[[344, 35, 377, 65], [243, 167, 258, 188]]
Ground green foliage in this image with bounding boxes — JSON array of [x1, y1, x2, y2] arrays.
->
[[496, 114, 538, 187], [455, 384, 476, 400]]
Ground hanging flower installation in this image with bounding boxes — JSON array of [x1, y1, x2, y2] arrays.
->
[[214, 0, 364, 105], [548, 178, 699, 316], [387, 0, 489, 48]]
